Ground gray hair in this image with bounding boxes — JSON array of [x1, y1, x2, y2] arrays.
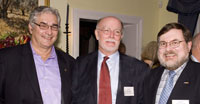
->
[[29, 6, 61, 26], [192, 32, 200, 48]]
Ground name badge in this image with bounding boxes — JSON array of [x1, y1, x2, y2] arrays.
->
[[124, 86, 134, 96], [172, 100, 189, 104]]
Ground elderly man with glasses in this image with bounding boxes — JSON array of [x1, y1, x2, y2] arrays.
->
[[0, 6, 75, 104], [71, 16, 149, 104], [144, 23, 200, 104]]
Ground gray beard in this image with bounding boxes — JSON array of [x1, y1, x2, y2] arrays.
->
[[159, 55, 189, 70]]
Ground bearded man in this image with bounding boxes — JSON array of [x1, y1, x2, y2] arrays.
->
[[144, 23, 200, 104]]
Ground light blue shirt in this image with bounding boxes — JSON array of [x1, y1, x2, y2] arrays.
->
[[155, 61, 187, 104], [191, 55, 200, 63], [31, 42, 61, 104], [97, 51, 120, 104]]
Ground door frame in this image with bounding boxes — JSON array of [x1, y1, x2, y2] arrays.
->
[[72, 8, 143, 59]]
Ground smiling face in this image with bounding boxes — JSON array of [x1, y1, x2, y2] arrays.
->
[[157, 29, 192, 70], [29, 12, 59, 50], [95, 17, 123, 56]]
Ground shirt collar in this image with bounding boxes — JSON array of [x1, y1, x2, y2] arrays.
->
[[98, 50, 119, 61], [191, 55, 199, 62], [30, 41, 56, 59], [165, 60, 188, 74]]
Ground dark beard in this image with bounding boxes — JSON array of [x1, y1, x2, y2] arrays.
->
[[158, 50, 189, 70]]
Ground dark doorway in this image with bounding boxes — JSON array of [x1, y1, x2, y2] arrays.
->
[[79, 19, 98, 56]]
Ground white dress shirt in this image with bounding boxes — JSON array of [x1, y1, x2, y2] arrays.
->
[[97, 51, 120, 104], [191, 55, 200, 63]]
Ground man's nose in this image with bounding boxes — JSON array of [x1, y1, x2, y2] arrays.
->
[[165, 43, 173, 51], [108, 30, 115, 38], [46, 27, 53, 35]]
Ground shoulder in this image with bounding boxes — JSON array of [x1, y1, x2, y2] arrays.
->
[[0, 44, 28, 58], [120, 53, 149, 67], [146, 66, 164, 77], [73, 52, 98, 71], [120, 54, 150, 74], [55, 47, 75, 63], [76, 51, 98, 62], [0, 44, 30, 73], [186, 59, 200, 73]]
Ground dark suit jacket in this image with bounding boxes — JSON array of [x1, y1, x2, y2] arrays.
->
[[144, 59, 200, 104], [72, 51, 149, 104], [167, 0, 200, 14], [0, 43, 75, 104]]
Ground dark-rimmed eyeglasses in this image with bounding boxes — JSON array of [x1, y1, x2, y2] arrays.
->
[[33, 22, 60, 31], [158, 40, 184, 49]]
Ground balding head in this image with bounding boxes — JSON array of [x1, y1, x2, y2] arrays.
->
[[192, 32, 200, 62], [192, 33, 200, 49], [96, 16, 124, 31]]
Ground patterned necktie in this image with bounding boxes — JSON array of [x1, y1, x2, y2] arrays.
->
[[159, 70, 176, 104], [99, 56, 112, 104]]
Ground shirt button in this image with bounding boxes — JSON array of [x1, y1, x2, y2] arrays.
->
[[44, 76, 48, 79], [44, 90, 48, 93]]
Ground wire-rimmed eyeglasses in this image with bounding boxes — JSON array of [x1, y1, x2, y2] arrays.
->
[[97, 28, 122, 36]]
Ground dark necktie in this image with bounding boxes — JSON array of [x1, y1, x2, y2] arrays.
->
[[99, 56, 112, 104]]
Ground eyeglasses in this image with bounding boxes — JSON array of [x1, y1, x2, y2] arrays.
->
[[97, 28, 122, 36], [33, 22, 60, 31], [158, 40, 184, 49]]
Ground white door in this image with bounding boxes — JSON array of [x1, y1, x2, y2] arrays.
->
[[72, 8, 142, 59], [122, 23, 141, 59]]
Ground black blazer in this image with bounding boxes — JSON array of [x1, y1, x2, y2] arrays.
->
[[144, 59, 200, 104], [0, 43, 75, 104], [72, 51, 149, 104]]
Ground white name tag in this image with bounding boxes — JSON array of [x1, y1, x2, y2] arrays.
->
[[124, 86, 134, 96], [172, 100, 189, 104]]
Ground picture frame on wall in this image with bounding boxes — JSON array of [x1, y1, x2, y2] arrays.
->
[[0, 0, 38, 48], [45, 0, 50, 6]]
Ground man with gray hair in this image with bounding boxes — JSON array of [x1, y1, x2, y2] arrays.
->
[[0, 6, 75, 104], [72, 16, 149, 104], [191, 32, 200, 62]]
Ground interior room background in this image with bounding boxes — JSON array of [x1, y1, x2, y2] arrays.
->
[[3, 0, 195, 59]]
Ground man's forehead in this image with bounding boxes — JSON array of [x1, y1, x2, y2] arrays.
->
[[100, 17, 120, 23], [98, 21, 122, 29], [36, 13, 58, 23], [159, 29, 184, 41]]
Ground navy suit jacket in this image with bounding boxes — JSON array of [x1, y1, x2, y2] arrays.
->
[[144, 59, 200, 104], [0, 43, 75, 104], [72, 51, 149, 104]]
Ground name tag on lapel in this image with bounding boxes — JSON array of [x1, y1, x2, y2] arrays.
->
[[124, 86, 134, 96], [172, 100, 189, 104]]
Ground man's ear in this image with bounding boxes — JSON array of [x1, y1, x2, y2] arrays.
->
[[187, 41, 192, 52], [95, 29, 99, 40], [28, 23, 33, 34], [121, 34, 124, 39]]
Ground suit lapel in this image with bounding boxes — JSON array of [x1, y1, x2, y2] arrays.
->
[[150, 67, 165, 104], [116, 54, 132, 104], [88, 52, 98, 104], [22, 43, 42, 99], [168, 61, 192, 103], [56, 49, 70, 104], [116, 54, 124, 104]]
